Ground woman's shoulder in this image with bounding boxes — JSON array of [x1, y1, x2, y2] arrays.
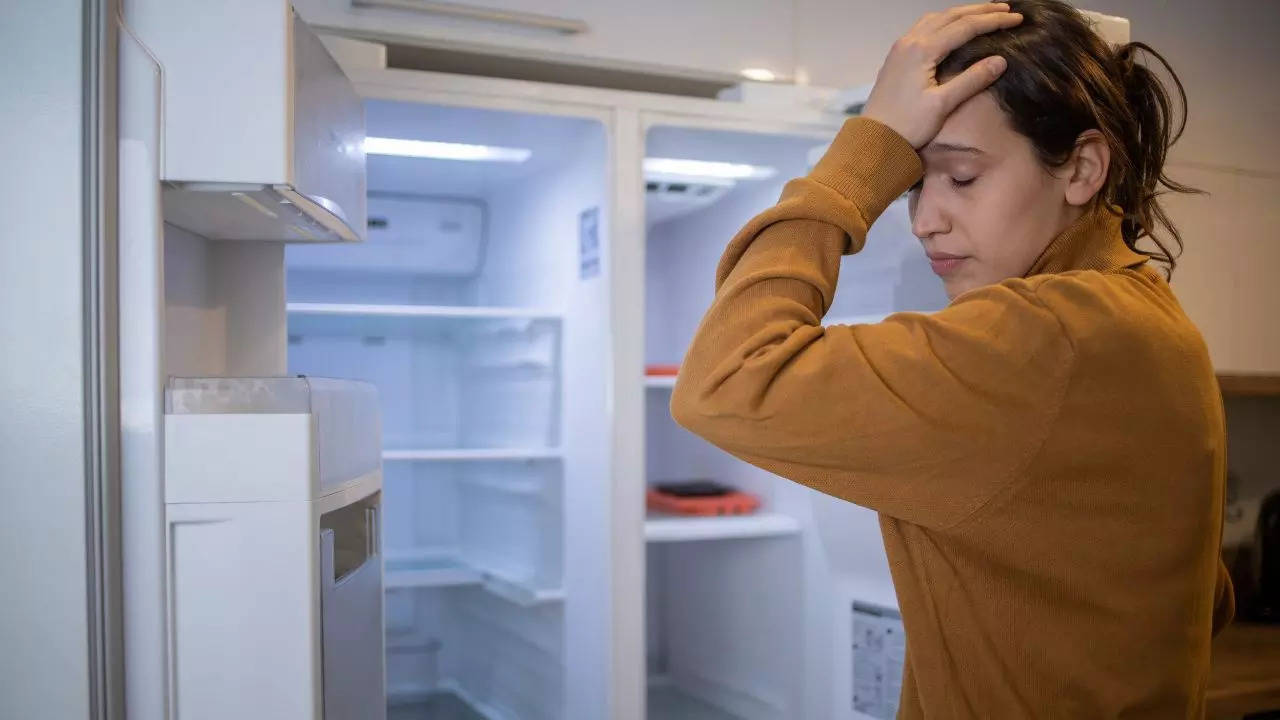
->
[[972, 267, 1212, 374]]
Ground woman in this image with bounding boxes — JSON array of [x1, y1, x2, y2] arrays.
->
[[670, 1, 1234, 716]]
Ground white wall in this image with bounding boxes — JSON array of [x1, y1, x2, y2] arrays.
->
[[0, 1, 93, 717]]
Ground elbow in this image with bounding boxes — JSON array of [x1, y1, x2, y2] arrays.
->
[[669, 367, 721, 438], [669, 366, 735, 443], [669, 374, 701, 433]]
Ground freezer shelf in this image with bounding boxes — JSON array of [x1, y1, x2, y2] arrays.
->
[[648, 682, 742, 720], [385, 553, 564, 606], [287, 302, 562, 338], [388, 691, 488, 720], [383, 448, 562, 462], [384, 557, 483, 589], [644, 513, 800, 543]]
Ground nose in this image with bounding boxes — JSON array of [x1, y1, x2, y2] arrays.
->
[[909, 183, 949, 240]]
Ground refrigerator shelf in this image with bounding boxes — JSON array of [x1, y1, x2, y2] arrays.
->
[[383, 448, 562, 462], [384, 552, 564, 606], [644, 513, 800, 543], [287, 302, 562, 338], [384, 556, 483, 590]]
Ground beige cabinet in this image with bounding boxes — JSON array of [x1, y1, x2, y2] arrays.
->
[[1165, 164, 1280, 375]]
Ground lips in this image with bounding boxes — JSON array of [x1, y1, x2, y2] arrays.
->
[[926, 251, 968, 277]]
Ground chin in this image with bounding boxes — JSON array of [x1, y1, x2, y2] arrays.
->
[[943, 279, 970, 301], [942, 274, 987, 301]]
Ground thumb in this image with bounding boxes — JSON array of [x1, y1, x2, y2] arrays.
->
[[937, 55, 1007, 114]]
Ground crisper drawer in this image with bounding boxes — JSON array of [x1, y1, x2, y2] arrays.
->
[[288, 194, 484, 275], [320, 492, 386, 720]]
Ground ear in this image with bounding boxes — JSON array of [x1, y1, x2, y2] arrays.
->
[[1064, 129, 1110, 207]]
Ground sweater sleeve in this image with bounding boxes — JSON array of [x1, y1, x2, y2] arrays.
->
[[669, 117, 1076, 530]]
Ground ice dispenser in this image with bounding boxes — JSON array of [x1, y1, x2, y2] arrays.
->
[[164, 376, 384, 719]]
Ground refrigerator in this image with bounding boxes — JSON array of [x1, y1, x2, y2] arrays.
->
[[280, 49, 950, 719], [5, 4, 1130, 720]]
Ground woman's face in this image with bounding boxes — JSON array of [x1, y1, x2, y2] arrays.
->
[[907, 90, 1080, 299]]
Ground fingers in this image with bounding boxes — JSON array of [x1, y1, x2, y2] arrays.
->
[[934, 10, 1023, 56], [936, 55, 1007, 114], [914, 2, 1010, 33]]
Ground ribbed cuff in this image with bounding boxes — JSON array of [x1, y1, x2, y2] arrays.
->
[[808, 116, 924, 225]]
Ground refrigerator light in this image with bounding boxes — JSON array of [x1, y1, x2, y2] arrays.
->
[[644, 157, 776, 182], [364, 137, 532, 163], [740, 67, 777, 82]]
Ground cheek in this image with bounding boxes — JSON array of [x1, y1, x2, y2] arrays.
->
[[966, 169, 1057, 278]]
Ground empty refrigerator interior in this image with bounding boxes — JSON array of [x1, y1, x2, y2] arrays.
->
[[642, 123, 947, 719], [643, 126, 816, 720], [287, 99, 610, 719]]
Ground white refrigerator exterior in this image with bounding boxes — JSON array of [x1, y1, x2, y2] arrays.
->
[[164, 377, 384, 720], [0, 2, 106, 717], [117, 4, 370, 719], [128, 0, 367, 243]]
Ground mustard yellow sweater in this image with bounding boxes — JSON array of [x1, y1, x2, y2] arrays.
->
[[671, 117, 1234, 718]]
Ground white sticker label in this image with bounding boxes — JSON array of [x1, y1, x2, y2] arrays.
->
[[853, 601, 905, 719]]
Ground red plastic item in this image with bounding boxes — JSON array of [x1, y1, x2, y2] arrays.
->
[[646, 487, 761, 516], [645, 364, 681, 377]]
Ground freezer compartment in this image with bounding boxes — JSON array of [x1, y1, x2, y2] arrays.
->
[[281, 96, 605, 720], [288, 316, 561, 451]]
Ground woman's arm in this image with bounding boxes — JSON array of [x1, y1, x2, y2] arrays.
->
[[672, 3, 1046, 530], [670, 117, 1076, 530]]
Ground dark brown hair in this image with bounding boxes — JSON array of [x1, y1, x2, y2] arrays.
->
[[937, 0, 1198, 277]]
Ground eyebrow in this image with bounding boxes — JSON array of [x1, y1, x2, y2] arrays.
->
[[921, 142, 985, 156]]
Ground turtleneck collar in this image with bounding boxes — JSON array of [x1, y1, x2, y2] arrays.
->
[[1023, 203, 1149, 278]]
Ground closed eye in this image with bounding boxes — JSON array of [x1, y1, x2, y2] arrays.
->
[[950, 176, 977, 188]]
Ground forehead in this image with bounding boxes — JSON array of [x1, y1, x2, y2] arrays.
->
[[926, 91, 1019, 159]]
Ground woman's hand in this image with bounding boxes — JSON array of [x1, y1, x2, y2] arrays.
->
[[862, 3, 1023, 149]]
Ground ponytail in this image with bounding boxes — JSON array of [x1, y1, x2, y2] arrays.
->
[[1110, 41, 1201, 276]]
